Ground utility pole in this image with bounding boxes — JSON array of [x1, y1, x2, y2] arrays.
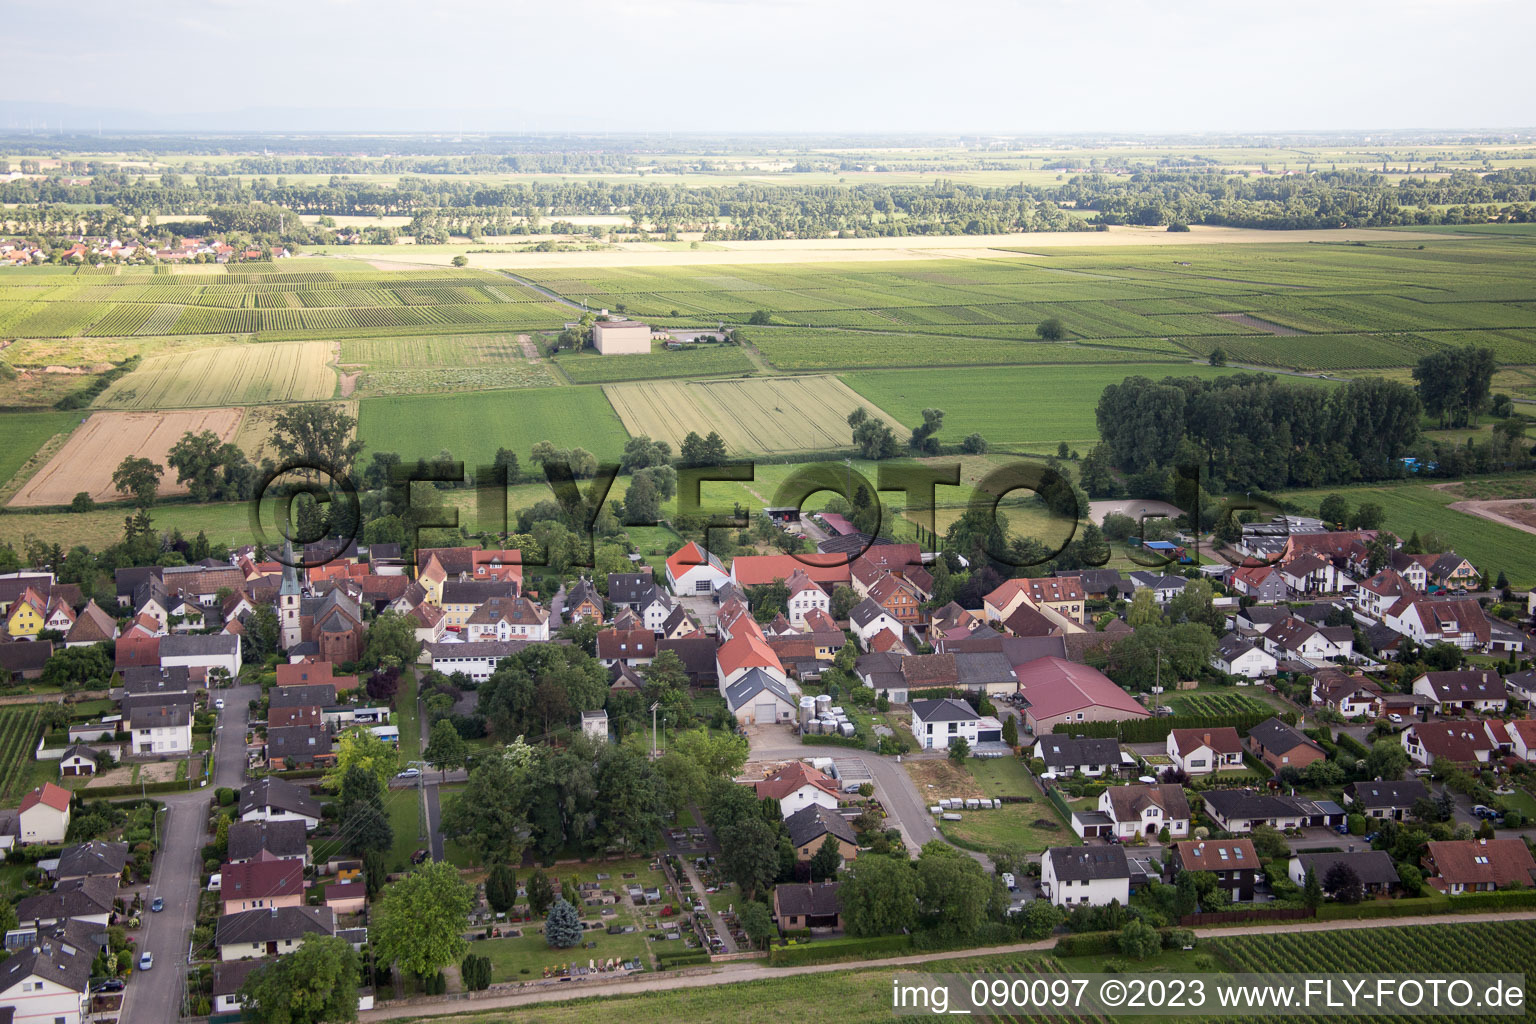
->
[[650, 702, 660, 759]]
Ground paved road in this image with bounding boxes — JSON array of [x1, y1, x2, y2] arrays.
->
[[498, 271, 586, 312], [357, 909, 1536, 1021], [120, 681, 257, 1024]]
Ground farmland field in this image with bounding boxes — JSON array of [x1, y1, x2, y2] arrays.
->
[[94, 341, 336, 408], [339, 333, 528, 367], [551, 345, 757, 383], [1164, 691, 1275, 716], [357, 387, 629, 467], [841, 364, 1300, 450], [604, 375, 904, 454], [9, 408, 245, 507], [0, 410, 81, 490]]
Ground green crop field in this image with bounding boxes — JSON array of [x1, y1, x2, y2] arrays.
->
[[745, 329, 1185, 371], [1164, 692, 1274, 716], [841, 364, 1301, 450], [357, 386, 630, 467], [0, 411, 80, 490], [353, 365, 558, 396], [94, 341, 337, 408], [340, 333, 529, 367], [551, 345, 757, 383], [1278, 479, 1536, 587], [0, 707, 44, 802], [604, 375, 903, 454]]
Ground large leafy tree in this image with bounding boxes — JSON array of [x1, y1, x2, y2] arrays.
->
[[484, 863, 518, 914], [361, 610, 420, 671], [372, 861, 474, 980], [423, 719, 468, 780], [239, 934, 360, 1024], [476, 643, 607, 740], [591, 743, 664, 856], [837, 853, 917, 937], [111, 456, 163, 508], [716, 816, 784, 900], [324, 729, 399, 792], [270, 404, 366, 480], [440, 748, 532, 865], [914, 842, 993, 941]]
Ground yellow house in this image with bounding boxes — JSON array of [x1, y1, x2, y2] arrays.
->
[[418, 554, 447, 606], [6, 588, 46, 639]]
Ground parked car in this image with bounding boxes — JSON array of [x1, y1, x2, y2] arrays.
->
[[138, 952, 153, 971], [1335, 823, 1351, 835], [1002, 872, 1017, 891], [150, 897, 164, 913], [214, 698, 225, 710], [95, 978, 125, 993], [411, 848, 429, 864], [396, 768, 421, 780], [1388, 713, 1403, 724], [1413, 768, 1433, 777]]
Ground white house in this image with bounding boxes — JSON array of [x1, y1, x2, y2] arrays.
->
[[1401, 721, 1494, 767], [1032, 735, 1123, 777], [755, 762, 841, 818], [17, 784, 71, 845], [785, 570, 831, 630], [158, 632, 241, 678], [723, 669, 799, 726], [124, 694, 193, 755], [1411, 670, 1508, 714], [1098, 783, 1190, 840], [909, 697, 980, 751], [1040, 846, 1130, 907], [638, 589, 676, 634], [849, 599, 902, 651], [239, 778, 322, 831], [665, 542, 729, 597], [1384, 598, 1491, 651], [1212, 634, 1277, 678], [0, 942, 91, 1024], [214, 906, 335, 962], [1165, 727, 1245, 775]]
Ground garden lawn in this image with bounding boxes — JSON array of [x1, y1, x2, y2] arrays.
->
[[473, 923, 670, 983], [934, 756, 1079, 854]]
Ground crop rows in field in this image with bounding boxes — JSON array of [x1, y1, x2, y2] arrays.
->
[[340, 333, 530, 367], [1166, 692, 1273, 715], [83, 302, 155, 336], [8, 301, 108, 338], [604, 375, 902, 454], [95, 341, 336, 409], [0, 707, 43, 801], [355, 365, 558, 396], [554, 345, 757, 383], [746, 329, 1187, 371]]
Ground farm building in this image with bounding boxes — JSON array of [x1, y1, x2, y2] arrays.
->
[[593, 319, 652, 354]]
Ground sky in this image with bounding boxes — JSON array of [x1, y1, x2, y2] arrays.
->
[[2, 0, 1531, 134]]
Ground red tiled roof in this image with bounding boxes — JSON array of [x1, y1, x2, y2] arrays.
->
[[1170, 726, 1242, 757], [20, 782, 71, 813], [755, 762, 839, 802], [1016, 657, 1149, 722], [1426, 839, 1536, 887], [731, 554, 850, 588]]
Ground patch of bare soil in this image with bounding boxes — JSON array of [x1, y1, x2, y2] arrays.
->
[[1447, 498, 1536, 536], [904, 758, 983, 801], [339, 372, 360, 398]]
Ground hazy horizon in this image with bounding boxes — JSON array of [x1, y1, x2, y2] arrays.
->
[[5, 0, 1532, 135]]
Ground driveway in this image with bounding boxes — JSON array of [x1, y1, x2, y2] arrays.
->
[[745, 725, 994, 873], [120, 680, 257, 1023]]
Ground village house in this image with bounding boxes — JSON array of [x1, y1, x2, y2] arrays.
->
[[220, 859, 306, 914], [755, 762, 841, 818], [54, 840, 128, 883], [1201, 789, 1309, 832], [1423, 838, 1536, 894], [1033, 735, 1124, 777], [463, 595, 550, 642], [1401, 721, 1495, 766], [1166, 727, 1245, 775], [784, 804, 857, 863], [1262, 618, 1355, 664], [724, 668, 799, 726], [1311, 670, 1384, 717], [158, 632, 241, 679], [1229, 564, 1288, 602], [423, 639, 533, 683], [1212, 634, 1277, 678], [773, 881, 841, 933], [1171, 839, 1261, 902], [1384, 597, 1492, 651], [665, 541, 729, 597], [849, 599, 904, 651], [564, 578, 604, 623], [1040, 846, 1130, 907], [1411, 669, 1508, 714], [1289, 851, 1401, 896], [1099, 783, 1190, 840], [909, 697, 990, 751], [1342, 780, 1429, 822], [0, 941, 91, 1024], [784, 569, 831, 629], [215, 905, 336, 961], [18, 783, 71, 844], [1245, 717, 1326, 773], [226, 820, 310, 866], [123, 693, 194, 754], [239, 778, 322, 831]]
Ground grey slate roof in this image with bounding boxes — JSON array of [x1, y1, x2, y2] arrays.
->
[[216, 905, 335, 948], [1047, 845, 1130, 881], [775, 881, 841, 917], [158, 632, 238, 658], [55, 840, 128, 879], [849, 598, 894, 629], [1295, 850, 1401, 887], [1035, 735, 1122, 770], [1247, 717, 1323, 757], [0, 941, 91, 996], [240, 777, 321, 820], [785, 804, 857, 849], [909, 697, 977, 724], [1343, 780, 1429, 809], [227, 819, 309, 863], [724, 668, 795, 712], [270, 684, 335, 709]]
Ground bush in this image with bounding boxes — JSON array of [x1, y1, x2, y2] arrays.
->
[[767, 935, 911, 965]]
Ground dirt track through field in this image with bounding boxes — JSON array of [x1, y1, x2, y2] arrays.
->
[[9, 408, 244, 507]]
